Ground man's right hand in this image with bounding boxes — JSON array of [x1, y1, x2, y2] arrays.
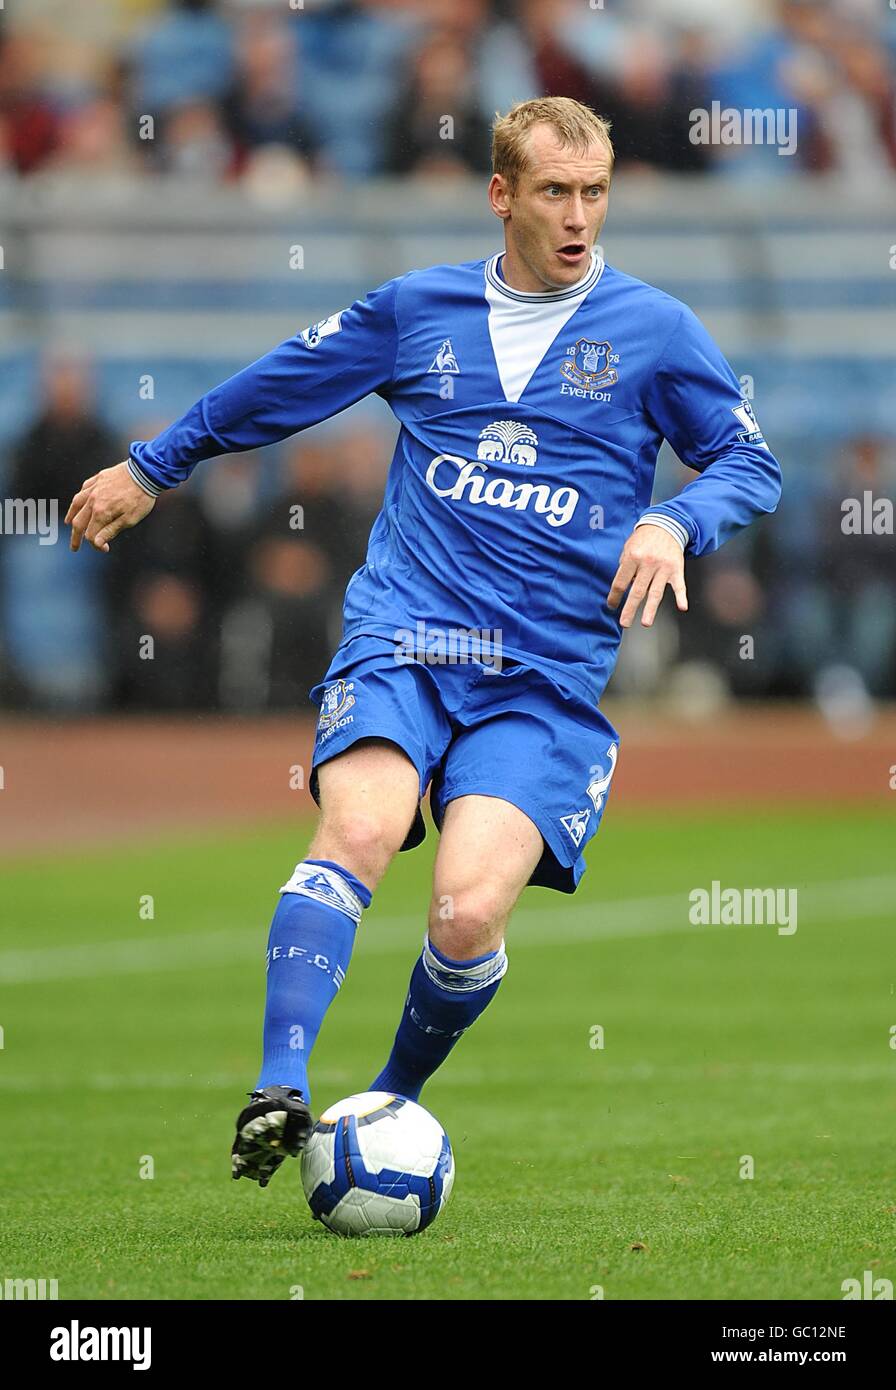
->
[[66, 461, 157, 552]]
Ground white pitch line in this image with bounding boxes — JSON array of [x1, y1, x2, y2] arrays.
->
[[0, 1061, 892, 1093], [0, 875, 894, 986]]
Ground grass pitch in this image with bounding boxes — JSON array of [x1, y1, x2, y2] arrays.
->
[[0, 804, 893, 1300]]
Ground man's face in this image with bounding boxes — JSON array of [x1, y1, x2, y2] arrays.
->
[[489, 123, 612, 292]]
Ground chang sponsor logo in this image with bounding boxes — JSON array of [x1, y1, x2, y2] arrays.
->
[[425, 455, 579, 528], [476, 419, 538, 466]]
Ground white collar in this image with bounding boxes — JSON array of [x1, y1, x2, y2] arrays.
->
[[485, 249, 604, 304]]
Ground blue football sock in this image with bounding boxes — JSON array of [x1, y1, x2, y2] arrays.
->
[[370, 936, 508, 1101], [256, 859, 371, 1103]]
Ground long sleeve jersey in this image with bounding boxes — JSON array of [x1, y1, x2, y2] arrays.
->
[[129, 251, 782, 703]]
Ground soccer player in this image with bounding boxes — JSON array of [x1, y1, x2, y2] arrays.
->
[[66, 97, 781, 1187]]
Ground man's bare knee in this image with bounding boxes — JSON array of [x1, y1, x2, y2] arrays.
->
[[311, 809, 406, 888], [428, 796, 542, 956], [309, 741, 420, 889], [428, 885, 511, 959]]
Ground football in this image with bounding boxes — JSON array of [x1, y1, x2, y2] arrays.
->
[[301, 1092, 455, 1237]]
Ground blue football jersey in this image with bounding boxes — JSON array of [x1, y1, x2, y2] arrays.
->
[[129, 252, 782, 703]]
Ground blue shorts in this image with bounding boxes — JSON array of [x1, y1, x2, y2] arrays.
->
[[308, 635, 620, 894]]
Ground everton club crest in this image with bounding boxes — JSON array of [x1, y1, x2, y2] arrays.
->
[[318, 678, 355, 729], [561, 338, 619, 391]]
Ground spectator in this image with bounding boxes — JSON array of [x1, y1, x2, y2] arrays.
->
[[708, 0, 837, 176], [814, 436, 896, 697], [383, 31, 491, 177], [0, 30, 60, 175], [130, 0, 234, 117], [280, 431, 386, 597], [516, 0, 598, 112], [214, 427, 389, 709], [48, 96, 137, 178], [675, 542, 772, 696], [159, 99, 236, 180], [108, 487, 220, 710], [226, 12, 319, 174], [3, 353, 123, 709], [8, 353, 121, 513], [230, 477, 336, 708], [816, 28, 896, 178], [296, 0, 420, 177], [601, 29, 713, 174]]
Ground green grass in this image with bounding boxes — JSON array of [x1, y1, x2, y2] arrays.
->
[[1, 804, 894, 1300]]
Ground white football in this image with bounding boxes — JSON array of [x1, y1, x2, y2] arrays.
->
[[301, 1091, 455, 1237]]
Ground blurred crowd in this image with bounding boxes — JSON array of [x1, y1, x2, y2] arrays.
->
[[1, 0, 896, 186], [1, 353, 894, 715], [2, 0, 895, 716], [0, 353, 384, 711]]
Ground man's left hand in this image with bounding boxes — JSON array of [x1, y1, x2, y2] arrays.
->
[[607, 523, 689, 628]]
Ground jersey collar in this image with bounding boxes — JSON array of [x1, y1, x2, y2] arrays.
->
[[486, 249, 604, 304]]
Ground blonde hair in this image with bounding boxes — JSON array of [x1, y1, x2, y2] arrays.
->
[[492, 96, 614, 190]]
